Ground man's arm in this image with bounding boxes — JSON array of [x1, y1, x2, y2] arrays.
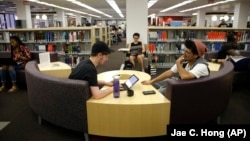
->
[[90, 86, 113, 99], [141, 69, 174, 85], [176, 55, 196, 80], [98, 80, 113, 86], [141, 43, 146, 53]]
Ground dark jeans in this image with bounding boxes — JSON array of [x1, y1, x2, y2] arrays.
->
[[232, 58, 250, 72], [0, 64, 24, 83]]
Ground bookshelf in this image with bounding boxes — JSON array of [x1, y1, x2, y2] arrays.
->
[[0, 26, 110, 67], [148, 26, 250, 68]]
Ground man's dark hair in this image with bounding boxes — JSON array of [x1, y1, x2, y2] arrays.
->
[[133, 32, 140, 37], [184, 40, 198, 55]]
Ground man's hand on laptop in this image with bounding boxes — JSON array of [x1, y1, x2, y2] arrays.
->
[[119, 85, 125, 91]]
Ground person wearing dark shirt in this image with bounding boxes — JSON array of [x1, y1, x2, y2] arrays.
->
[[127, 32, 146, 71], [85, 21, 91, 26], [0, 36, 31, 92], [218, 19, 228, 27], [211, 33, 250, 72], [69, 41, 114, 99]]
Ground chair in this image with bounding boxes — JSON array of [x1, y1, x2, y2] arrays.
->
[[165, 61, 234, 124], [125, 44, 149, 70]]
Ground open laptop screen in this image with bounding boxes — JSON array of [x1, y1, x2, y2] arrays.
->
[[124, 74, 139, 88], [130, 45, 142, 55]]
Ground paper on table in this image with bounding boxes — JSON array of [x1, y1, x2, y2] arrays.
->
[[39, 52, 51, 66], [208, 62, 221, 72]]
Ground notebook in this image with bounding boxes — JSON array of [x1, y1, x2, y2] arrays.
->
[[121, 74, 139, 90], [130, 45, 142, 55]]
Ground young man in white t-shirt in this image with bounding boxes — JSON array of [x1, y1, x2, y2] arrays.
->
[[141, 39, 210, 94]]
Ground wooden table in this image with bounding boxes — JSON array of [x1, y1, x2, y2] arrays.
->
[[37, 61, 72, 78], [208, 62, 221, 74], [87, 70, 170, 137]]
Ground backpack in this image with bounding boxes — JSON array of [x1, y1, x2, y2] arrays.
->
[[124, 60, 134, 70]]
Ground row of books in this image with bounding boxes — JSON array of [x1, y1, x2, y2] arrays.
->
[[149, 30, 198, 41], [60, 55, 85, 68], [206, 31, 227, 41], [7, 31, 92, 43], [233, 31, 250, 42], [32, 42, 92, 52], [148, 42, 181, 53], [148, 30, 250, 42]]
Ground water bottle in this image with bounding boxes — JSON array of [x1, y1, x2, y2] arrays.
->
[[113, 75, 120, 98]]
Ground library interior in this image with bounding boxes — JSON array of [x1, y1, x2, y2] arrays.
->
[[0, 0, 250, 141]]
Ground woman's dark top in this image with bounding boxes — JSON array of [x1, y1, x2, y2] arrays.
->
[[130, 41, 144, 56], [217, 43, 237, 59]]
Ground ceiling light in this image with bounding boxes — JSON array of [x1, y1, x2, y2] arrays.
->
[[231, 16, 234, 21], [180, 0, 235, 12], [68, 0, 112, 18], [211, 15, 217, 21], [106, 0, 124, 18], [26, 0, 102, 18], [148, 13, 156, 17], [36, 15, 40, 19], [148, 0, 158, 8], [160, 0, 196, 12], [224, 15, 229, 21], [42, 14, 47, 20]]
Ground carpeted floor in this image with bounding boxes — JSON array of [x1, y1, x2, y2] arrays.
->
[[1, 39, 250, 141]]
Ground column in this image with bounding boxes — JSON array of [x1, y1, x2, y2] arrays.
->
[[196, 10, 205, 27], [233, 1, 248, 28], [87, 17, 92, 25], [126, 0, 148, 44], [15, 1, 32, 28], [75, 14, 82, 26], [56, 9, 67, 27]]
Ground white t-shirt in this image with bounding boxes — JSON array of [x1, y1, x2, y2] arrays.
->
[[170, 63, 209, 78]]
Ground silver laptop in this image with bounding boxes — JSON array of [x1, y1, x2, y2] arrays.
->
[[121, 74, 139, 90]]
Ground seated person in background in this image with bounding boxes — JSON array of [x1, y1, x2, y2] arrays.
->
[[210, 33, 250, 72], [218, 19, 228, 27], [69, 41, 115, 99], [0, 36, 31, 93], [128, 32, 146, 71], [141, 39, 210, 94], [85, 21, 91, 26]]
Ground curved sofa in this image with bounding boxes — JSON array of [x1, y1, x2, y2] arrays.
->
[[25, 60, 91, 140], [205, 50, 250, 88], [165, 61, 234, 124], [0, 51, 58, 88]]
